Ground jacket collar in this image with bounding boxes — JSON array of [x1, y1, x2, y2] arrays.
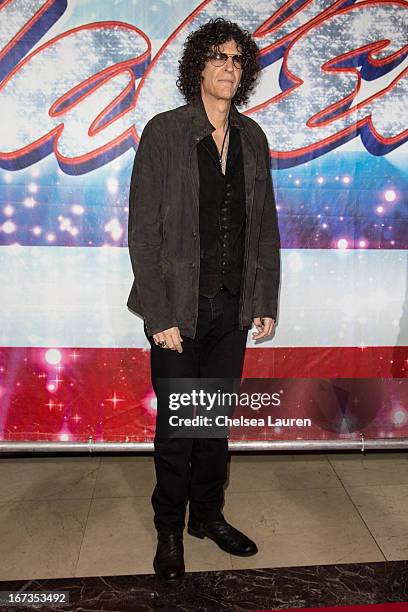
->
[[189, 95, 244, 142]]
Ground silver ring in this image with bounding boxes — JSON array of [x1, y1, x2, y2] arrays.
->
[[157, 340, 166, 348]]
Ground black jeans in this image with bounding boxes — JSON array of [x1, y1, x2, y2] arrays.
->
[[143, 287, 249, 535]]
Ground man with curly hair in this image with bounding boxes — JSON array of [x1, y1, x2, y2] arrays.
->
[[128, 17, 280, 581]]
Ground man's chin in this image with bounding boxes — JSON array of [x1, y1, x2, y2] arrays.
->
[[214, 90, 236, 101]]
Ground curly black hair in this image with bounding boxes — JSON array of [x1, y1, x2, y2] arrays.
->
[[176, 18, 260, 106]]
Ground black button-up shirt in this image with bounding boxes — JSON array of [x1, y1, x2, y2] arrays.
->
[[197, 124, 246, 297]]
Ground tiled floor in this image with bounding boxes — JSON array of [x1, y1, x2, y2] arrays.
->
[[0, 451, 407, 581]]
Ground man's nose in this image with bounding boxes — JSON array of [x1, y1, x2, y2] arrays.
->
[[224, 57, 234, 70]]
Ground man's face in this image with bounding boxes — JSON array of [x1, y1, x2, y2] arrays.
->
[[200, 39, 243, 102]]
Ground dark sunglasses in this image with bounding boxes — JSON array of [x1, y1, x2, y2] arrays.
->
[[207, 51, 244, 69]]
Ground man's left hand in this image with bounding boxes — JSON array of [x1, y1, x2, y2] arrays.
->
[[252, 317, 275, 340]]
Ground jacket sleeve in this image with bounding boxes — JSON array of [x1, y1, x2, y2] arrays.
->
[[127, 117, 178, 336], [252, 132, 281, 322]]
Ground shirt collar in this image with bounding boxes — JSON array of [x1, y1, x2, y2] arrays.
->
[[189, 95, 243, 141]]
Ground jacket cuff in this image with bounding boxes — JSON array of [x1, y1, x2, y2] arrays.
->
[[144, 317, 180, 337]]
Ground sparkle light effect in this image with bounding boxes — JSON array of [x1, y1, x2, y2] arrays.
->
[[50, 374, 63, 389], [106, 392, 124, 408], [27, 182, 38, 194], [142, 390, 158, 415], [2, 220, 16, 234], [45, 349, 62, 366], [106, 177, 119, 194], [58, 215, 79, 236], [59, 427, 72, 442], [337, 239, 348, 249], [104, 218, 123, 241], [393, 408, 407, 426], [71, 205, 85, 215], [384, 190, 396, 202]]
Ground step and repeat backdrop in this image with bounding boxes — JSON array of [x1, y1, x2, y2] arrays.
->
[[0, 0, 407, 443]]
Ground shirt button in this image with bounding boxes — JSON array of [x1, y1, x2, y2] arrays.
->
[[192, 263, 196, 268], [192, 231, 197, 238]]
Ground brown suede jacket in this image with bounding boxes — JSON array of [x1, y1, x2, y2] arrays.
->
[[127, 95, 281, 339]]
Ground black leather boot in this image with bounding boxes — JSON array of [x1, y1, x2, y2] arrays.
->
[[153, 533, 185, 582], [188, 517, 258, 557]]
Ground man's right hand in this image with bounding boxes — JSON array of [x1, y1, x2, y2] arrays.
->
[[152, 327, 184, 353]]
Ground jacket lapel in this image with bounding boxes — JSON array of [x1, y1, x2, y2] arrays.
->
[[188, 96, 257, 217]]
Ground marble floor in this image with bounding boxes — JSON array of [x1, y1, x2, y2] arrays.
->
[[0, 560, 407, 611], [0, 450, 408, 586]]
